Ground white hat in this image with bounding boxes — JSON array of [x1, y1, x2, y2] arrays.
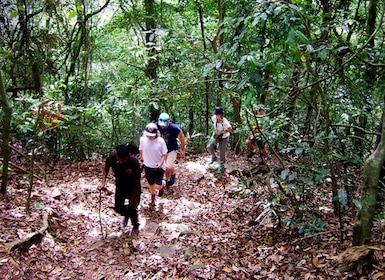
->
[[144, 123, 158, 136]]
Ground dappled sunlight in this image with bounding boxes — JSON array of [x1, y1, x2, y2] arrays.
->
[[159, 197, 206, 221], [1, 152, 364, 279], [71, 203, 89, 216], [184, 160, 209, 173]]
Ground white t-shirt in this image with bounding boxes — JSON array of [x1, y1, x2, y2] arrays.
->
[[212, 115, 231, 139], [139, 136, 168, 169]]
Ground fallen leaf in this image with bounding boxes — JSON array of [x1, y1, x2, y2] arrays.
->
[[222, 266, 232, 273]]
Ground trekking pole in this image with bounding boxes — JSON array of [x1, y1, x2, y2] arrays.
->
[[98, 189, 105, 238]]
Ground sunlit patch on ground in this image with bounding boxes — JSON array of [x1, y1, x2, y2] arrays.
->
[[0, 152, 364, 279]]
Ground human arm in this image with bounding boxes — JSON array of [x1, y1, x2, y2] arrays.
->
[[99, 163, 113, 194], [224, 126, 232, 133], [178, 130, 186, 158], [130, 179, 141, 208], [156, 153, 167, 169], [155, 138, 168, 169], [129, 157, 141, 208]]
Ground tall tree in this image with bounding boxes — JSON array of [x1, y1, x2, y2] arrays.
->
[[143, 0, 160, 121], [197, 0, 210, 134], [352, 0, 381, 246], [0, 71, 12, 195]]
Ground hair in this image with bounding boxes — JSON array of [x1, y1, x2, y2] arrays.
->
[[116, 144, 130, 158]]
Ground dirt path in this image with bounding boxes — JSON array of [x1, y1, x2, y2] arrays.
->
[[0, 153, 357, 279]]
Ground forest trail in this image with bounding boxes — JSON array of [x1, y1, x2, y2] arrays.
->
[[0, 152, 362, 279]]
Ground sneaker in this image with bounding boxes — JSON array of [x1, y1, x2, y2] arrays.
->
[[166, 174, 176, 186], [158, 187, 164, 197], [217, 162, 225, 171], [130, 227, 139, 238], [247, 151, 256, 158], [120, 216, 129, 228], [209, 157, 218, 164]]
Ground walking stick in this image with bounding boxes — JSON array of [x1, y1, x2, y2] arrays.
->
[[98, 189, 105, 238]]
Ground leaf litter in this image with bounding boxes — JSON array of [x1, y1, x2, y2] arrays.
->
[[0, 151, 384, 279]]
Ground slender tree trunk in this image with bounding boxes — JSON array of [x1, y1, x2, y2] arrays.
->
[[63, 0, 111, 104], [353, 0, 380, 245], [197, 0, 210, 134], [353, 103, 385, 245], [284, 63, 302, 120], [144, 0, 159, 121], [1, 71, 12, 195]]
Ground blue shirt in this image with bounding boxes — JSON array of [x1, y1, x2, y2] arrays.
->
[[155, 122, 181, 152]]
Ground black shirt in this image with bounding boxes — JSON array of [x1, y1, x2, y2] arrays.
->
[[105, 154, 141, 187]]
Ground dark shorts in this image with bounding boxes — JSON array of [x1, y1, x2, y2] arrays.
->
[[144, 166, 164, 185]]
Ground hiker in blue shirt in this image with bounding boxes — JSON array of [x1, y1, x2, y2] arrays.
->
[[156, 112, 186, 186]]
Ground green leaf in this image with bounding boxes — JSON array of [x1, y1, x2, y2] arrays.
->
[[315, 169, 329, 182], [237, 55, 247, 67], [286, 29, 296, 45], [338, 188, 347, 206], [281, 168, 290, 180], [295, 147, 303, 156], [244, 88, 253, 105], [288, 172, 297, 181], [299, 177, 313, 186], [295, 30, 309, 44], [68, 10, 77, 20], [269, 177, 275, 185], [10, 10, 19, 19], [318, 48, 328, 60], [353, 199, 362, 212]]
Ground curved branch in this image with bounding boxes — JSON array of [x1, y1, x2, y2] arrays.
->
[[332, 124, 381, 136], [299, 7, 385, 92], [85, 0, 111, 21]]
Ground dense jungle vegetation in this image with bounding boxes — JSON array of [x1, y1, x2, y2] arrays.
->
[[1, 0, 385, 278]]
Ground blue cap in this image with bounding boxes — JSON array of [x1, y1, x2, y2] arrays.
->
[[214, 107, 224, 115], [158, 112, 170, 127]]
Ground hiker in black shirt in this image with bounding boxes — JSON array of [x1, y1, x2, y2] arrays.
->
[[100, 144, 141, 237]]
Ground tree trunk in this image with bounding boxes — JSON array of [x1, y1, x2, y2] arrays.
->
[[353, 112, 385, 245], [1, 71, 12, 195], [352, 0, 380, 246], [197, 0, 210, 134], [144, 0, 159, 121]]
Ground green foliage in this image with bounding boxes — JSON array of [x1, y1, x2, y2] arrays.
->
[[298, 216, 326, 236], [1, 0, 384, 217]]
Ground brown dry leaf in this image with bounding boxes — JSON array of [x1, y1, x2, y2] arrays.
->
[[336, 245, 371, 263], [312, 255, 319, 266], [0, 152, 376, 279], [373, 272, 385, 280], [222, 266, 232, 273]]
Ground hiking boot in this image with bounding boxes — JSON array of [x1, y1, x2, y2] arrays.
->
[[158, 187, 164, 197], [120, 216, 129, 228], [130, 227, 139, 239], [167, 174, 176, 186], [209, 157, 218, 164], [217, 162, 225, 171], [247, 151, 256, 158]]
